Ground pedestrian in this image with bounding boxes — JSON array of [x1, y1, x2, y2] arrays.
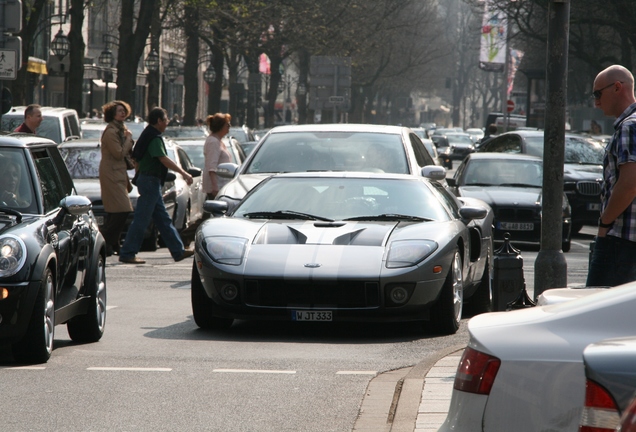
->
[[99, 100, 135, 256], [118, 107, 194, 264], [14, 104, 43, 134], [586, 64, 636, 287], [203, 113, 232, 200]]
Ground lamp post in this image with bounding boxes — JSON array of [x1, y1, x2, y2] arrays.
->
[[98, 34, 118, 106], [50, 27, 70, 106]]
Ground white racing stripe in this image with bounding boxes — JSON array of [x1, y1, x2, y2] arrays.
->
[[213, 369, 296, 374], [87, 367, 172, 372], [336, 371, 377, 375], [2, 366, 46, 370]]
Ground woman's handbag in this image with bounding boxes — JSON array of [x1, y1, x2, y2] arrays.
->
[[124, 154, 136, 170]]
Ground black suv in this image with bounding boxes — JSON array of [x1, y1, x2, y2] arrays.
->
[[478, 130, 604, 233], [0, 133, 106, 363]]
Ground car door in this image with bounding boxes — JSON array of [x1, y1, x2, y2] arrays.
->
[[31, 146, 91, 306], [176, 146, 202, 224]]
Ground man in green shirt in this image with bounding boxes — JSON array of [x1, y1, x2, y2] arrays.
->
[[119, 107, 194, 264]]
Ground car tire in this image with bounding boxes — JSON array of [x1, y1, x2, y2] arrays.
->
[[12, 268, 55, 364], [431, 250, 463, 335], [466, 257, 492, 315], [562, 239, 571, 253], [67, 253, 107, 343], [191, 261, 233, 330]]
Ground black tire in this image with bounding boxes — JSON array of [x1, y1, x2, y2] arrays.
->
[[430, 250, 463, 335], [191, 261, 233, 330], [562, 239, 571, 253], [67, 254, 107, 343], [12, 268, 55, 364], [466, 257, 492, 315]]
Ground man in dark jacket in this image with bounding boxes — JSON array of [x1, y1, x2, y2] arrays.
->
[[118, 107, 194, 264]]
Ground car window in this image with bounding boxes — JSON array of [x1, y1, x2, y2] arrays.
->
[[31, 148, 73, 213], [446, 134, 473, 145], [410, 134, 435, 167], [177, 148, 194, 171], [68, 115, 81, 138], [0, 148, 37, 213], [59, 147, 101, 178], [524, 136, 544, 157], [246, 132, 409, 174], [181, 145, 205, 169], [481, 134, 522, 153], [565, 137, 604, 164], [462, 159, 542, 187], [63, 117, 72, 141], [429, 181, 461, 219]]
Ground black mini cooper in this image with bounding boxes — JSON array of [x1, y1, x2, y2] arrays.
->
[[0, 133, 106, 363]]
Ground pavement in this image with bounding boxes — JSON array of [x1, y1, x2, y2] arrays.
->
[[353, 344, 465, 432]]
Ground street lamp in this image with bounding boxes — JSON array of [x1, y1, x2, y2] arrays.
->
[[165, 58, 179, 82], [99, 34, 117, 105], [145, 50, 160, 72], [51, 28, 70, 61], [203, 67, 216, 83]]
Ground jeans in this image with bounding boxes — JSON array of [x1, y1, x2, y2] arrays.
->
[[119, 173, 185, 260], [586, 235, 636, 287]]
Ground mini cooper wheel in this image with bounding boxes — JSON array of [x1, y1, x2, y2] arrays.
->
[[431, 250, 463, 335], [12, 268, 55, 363], [191, 261, 233, 330], [67, 253, 107, 343]]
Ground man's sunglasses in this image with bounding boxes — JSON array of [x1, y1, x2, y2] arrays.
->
[[592, 81, 623, 99]]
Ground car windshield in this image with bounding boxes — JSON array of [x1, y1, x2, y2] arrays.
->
[[461, 159, 543, 187], [525, 136, 604, 164], [446, 134, 473, 145], [245, 132, 409, 174], [0, 148, 37, 212], [59, 147, 101, 178], [163, 127, 207, 138], [81, 128, 104, 139], [234, 177, 450, 222]]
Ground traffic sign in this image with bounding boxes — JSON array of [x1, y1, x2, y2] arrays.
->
[[0, 50, 17, 80], [507, 99, 515, 113]]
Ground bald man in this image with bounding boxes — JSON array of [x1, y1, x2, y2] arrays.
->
[[587, 65, 636, 286]]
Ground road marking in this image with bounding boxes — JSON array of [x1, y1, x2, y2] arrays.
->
[[2, 366, 46, 370], [336, 371, 377, 375], [106, 305, 117, 310], [87, 367, 172, 372], [571, 240, 588, 248], [213, 369, 296, 374]]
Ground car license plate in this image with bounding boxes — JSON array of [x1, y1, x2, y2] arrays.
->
[[498, 222, 534, 231], [292, 311, 333, 321], [96, 216, 104, 226], [587, 203, 601, 211]]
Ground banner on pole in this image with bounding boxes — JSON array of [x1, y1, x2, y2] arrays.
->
[[479, 0, 507, 72], [507, 49, 524, 97]]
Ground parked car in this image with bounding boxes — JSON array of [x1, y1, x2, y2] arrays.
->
[[163, 126, 207, 138], [431, 134, 475, 169], [579, 336, 636, 431], [192, 170, 494, 334], [439, 283, 636, 432], [420, 138, 441, 166], [1, 106, 82, 143], [216, 124, 440, 212], [172, 136, 246, 170], [80, 118, 147, 140], [477, 130, 604, 233], [58, 139, 168, 251], [0, 133, 107, 363], [229, 125, 257, 144], [466, 128, 485, 144], [619, 394, 636, 432], [448, 153, 572, 251]]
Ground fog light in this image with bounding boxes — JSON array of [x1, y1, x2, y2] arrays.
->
[[0, 287, 7, 300], [220, 283, 238, 301], [389, 286, 409, 305]]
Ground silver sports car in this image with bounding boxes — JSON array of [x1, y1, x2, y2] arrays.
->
[[191, 171, 494, 335]]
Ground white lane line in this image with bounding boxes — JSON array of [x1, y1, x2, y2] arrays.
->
[[2, 366, 46, 370], [571, 240, 589, 248], [87, 367, 172, 372], [336, 371, 377, 375], [106, 305, 117, 310], [213, 369, 296, 374]]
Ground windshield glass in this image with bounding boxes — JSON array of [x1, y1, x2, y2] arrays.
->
[[524, 135, 604, 164], [462, 158, 543, 187], [235, 177, 450, 221], [0, 148, 37, 212], [163, 127, 206, 138], [446, 134, 473, 145], [59, 147, 101, 178], [246, 132, 409, 174]]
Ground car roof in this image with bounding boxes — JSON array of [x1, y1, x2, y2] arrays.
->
[[0, 132, 58, 148], [267, 123, 412, 135], [58, 139, 100, 148], [5, 106, 79, 116], [466, 152, 542, 162]]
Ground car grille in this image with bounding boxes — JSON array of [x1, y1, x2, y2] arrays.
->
[[577, 181, 601, 196], [244, 279, 380, 309], [495, 208, 539, 221]]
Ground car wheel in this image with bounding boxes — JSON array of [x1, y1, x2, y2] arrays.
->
[[67, 253, 107, 343], [562, 239, 571, 253], [466, 257, 492, 315], [191, 261, 233, 330], [431, 250, 463, 335], [12, 268, 55, 363]]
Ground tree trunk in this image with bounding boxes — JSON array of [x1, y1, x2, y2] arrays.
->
[[146, 5, 161, 116], [264, 55, 282, 128], [67, 0, 85, 115], [208, 43, 224, 115], [296, 48, 310, 125], [182, 5, 199, 126]]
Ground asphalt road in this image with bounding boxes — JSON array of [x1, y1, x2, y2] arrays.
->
[[0, 228, 595, 432]]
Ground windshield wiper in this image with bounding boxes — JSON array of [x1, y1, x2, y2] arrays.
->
[[498, 183, 541, 188], [343, 214, 432, 222], [243, 210, 334, 221]]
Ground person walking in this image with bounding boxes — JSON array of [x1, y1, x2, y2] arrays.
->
[[99, 100, 135, 256], [203, 113, 232, 200], [587, 65, 636, 287], [118, 107, 194, 264], [14, 104, 43, 134]]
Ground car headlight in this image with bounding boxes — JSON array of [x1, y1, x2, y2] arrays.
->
[[386, 240, 438, 268], [204, 236, 248, 265], [0, 235, 27, 277]]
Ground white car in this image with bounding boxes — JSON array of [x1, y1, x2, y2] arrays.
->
[[439, 283, 636, 432]]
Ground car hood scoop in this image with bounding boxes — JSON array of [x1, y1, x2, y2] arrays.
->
[[253, 221, 396, 246]]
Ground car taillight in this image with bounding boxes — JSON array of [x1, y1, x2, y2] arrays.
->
[[453, 347, 501, 395], [579, 379, 620, 432], [618, 396, 636, 432]]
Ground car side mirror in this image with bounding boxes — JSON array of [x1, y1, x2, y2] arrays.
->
[[421, 165, 446, 180], [165, 172, 177, 182], [203, 200, 229, 216], [459, 206, 488, 221], [188, 167, 202, 177], [217, 162, 239, 179]]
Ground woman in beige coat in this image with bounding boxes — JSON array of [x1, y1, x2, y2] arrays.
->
[[99, 100, 134, 256]]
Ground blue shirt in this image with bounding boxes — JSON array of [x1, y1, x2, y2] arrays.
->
[[602, 102, 636, 241]]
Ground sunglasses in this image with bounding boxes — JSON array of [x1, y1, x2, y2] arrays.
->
[[592, 81, 623, 99]]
